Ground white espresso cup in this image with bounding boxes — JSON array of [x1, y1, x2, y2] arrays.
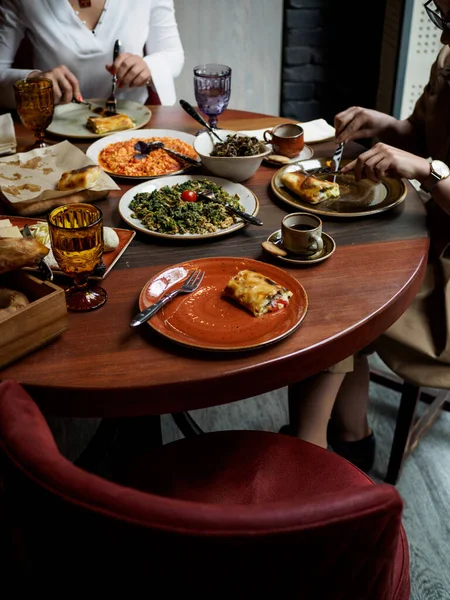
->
[[281, 212, 324, 256]]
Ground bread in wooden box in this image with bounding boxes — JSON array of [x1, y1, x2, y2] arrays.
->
[[0, 270, 68, 369]]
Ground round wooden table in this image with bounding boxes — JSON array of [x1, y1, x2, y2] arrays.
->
[[1, 107, 429, 418]]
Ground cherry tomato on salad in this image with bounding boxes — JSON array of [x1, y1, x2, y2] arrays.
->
[[181, 190, 197, 202]]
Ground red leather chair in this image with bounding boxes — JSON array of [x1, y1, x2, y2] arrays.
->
[[0, 380, 409, 598]]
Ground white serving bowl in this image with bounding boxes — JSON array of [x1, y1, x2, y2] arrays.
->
[[193, 130, 271, 182]]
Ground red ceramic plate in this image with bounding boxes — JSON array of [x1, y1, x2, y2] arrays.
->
[[139, 257, 308, 352]]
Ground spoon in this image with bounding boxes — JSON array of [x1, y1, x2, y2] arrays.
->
[[134, 141, 201, 167], [179, 99, 223, 141], [197, 190, 263, 226]]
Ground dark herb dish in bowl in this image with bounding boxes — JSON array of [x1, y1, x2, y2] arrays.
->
[[193, 130, 271, 182]]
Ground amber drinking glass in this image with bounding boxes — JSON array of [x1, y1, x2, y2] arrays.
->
[[48, 204, 107, 312], [13, 78, 54, 149]]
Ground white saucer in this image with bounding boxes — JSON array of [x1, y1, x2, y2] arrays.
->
[[264, 230, 336, 265], [264, 144, 314, 166]]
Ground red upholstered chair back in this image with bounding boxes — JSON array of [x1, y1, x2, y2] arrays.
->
[[0, 380, 407, 597]]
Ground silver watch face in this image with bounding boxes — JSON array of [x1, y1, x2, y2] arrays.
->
[[432, 160, 450, 178]]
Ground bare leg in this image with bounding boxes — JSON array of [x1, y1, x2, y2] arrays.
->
[[288, 372, 345, 448], [330, 353, 371, 441]]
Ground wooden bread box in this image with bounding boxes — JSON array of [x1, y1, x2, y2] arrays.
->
[[0, 271, 68, 369]]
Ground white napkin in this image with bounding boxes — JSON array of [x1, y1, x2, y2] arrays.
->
[[239, 118, 336, 145], [0, 113, 17, 155]]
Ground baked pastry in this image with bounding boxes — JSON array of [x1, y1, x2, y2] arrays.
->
[[0, 288, 29, 322], [281, 171, 340, 204], [0, 237, 49, 275], [224, 269, 292, 317], [56, 165, 101, 191], [86, 113, 134, 135]]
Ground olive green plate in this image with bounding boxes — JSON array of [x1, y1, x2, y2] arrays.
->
[[264, 230, 336, 265], [271, 159, 407, 217], [47, 99, 152, 139]]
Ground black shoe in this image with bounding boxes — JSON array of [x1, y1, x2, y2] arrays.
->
[[328, 432, 376, 473], [279, 424, 294, 436]]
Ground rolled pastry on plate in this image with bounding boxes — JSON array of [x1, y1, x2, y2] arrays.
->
[[0, 237, 49, 274], [86, 113, 134, 135], [56, 165, 101, 191], [224, 269, 293, 317], [281, 170, 340, 204]]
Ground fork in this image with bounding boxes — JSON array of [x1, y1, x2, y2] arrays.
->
[[197, 190, 263, 226], [129, 269, 205, 327], [105, 39, 121, 115]]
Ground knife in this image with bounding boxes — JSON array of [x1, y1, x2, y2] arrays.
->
[[331, 142, 345, 183], [106, 39, 121, 115], [22, 224, 53, 281]]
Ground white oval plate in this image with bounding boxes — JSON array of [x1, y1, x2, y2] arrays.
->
[[86, 128, 197, 180], [118, 174, 259, 240], [264, 144, 314, 166], [47, 99, 151, 139]]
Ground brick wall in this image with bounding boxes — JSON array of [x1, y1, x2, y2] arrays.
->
[[282, 0, 388, 124]]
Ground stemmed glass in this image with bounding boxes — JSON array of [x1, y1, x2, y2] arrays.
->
[[48, 204, 108, 312], [193, 64, 231, 130], [13, 78, 54, 149]]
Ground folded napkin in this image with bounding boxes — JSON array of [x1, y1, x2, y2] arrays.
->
[[239, 118, 336, 145], [0, 113, 17, 155]]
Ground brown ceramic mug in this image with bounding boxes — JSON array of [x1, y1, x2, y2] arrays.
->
[[281, 212, 323, 257], [263, 123, 304, 158]]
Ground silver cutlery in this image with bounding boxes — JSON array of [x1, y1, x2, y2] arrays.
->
[[106, 39, 121, 115], [130, 268, 205, 327], [331, 141, 345, 183], [134, 141, 201, 167], [22, 224, 53, 281], [71, 97, 116, 117], [197, 189, 263, 226], [179, 99, 222, 141]]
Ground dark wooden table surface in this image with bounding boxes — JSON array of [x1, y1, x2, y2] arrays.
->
[[1, 107, 429, 417]]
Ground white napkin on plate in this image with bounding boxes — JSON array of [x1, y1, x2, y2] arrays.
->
[[0, 113, 17, 155], [238, 118, 336, 145]]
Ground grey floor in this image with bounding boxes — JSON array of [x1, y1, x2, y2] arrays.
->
[[51, 355, 450, 599]]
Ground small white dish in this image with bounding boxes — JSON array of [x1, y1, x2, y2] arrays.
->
[[264, 144, 314, 166], [263, 229, 336, 265]]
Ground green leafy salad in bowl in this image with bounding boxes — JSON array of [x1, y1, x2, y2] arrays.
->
[[129, 179, 244, 235]]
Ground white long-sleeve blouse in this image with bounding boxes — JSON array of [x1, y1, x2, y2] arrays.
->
[[0, 0, 184, 108]]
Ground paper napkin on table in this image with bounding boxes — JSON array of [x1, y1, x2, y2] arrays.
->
[[238, 118, 336, 145], [0, 113, 16, 155]]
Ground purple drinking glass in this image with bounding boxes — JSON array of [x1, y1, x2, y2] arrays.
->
[[193, 64, 231, 130]]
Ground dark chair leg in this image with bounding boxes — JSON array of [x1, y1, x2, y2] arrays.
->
[[171, 412, 204, 437], [385, 383, 420, 485]]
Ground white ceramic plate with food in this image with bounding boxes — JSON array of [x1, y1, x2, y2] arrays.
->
[[86, 128, 197, 180], [47, 99, 152, 139], [118, 174, 259, 240]]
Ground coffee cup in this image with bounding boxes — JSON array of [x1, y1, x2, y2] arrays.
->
[[263, 123, 304, 158], [281, 212, 323, 256]]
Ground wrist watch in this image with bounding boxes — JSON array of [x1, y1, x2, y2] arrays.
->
[[421, 159, 450, 193]]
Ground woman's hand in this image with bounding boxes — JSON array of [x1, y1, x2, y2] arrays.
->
[[341, 143, 431, 182], [335, 106, 398, 144], [37, 66, 81, 105], [106, 53, 151, 88]]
